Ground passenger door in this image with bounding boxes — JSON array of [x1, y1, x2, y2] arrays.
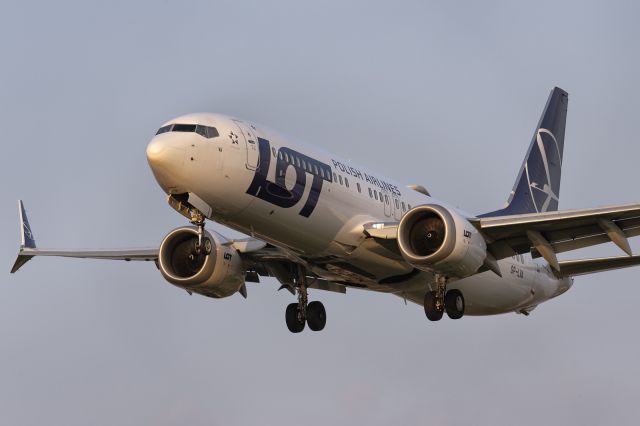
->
[[383, 191, 392, 217], [233, 120, 260, 171]]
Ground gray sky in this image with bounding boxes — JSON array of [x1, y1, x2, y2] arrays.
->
[[2, 1, 640, 425]]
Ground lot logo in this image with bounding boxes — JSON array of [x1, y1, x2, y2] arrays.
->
[[246, 138, 332, 217]]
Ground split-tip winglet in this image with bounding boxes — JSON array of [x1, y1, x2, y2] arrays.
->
[[11, 200, 36, 273]]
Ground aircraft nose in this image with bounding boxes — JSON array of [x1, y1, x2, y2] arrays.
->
[[146, 136, 187, 193]]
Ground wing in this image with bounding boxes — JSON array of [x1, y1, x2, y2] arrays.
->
[[10, 201, 158, 273], [363, 204, 640, 274], [11, 201, 347, 295], [470, 203, 640, 270]]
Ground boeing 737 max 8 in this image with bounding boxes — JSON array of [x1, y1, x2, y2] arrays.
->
[[12, 87, 640, 332]]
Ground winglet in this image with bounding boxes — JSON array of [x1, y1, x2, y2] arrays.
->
[[11, 200, 36, 273], [18, 200, 36, 249]]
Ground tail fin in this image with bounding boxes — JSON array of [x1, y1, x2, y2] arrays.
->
[[481, 87, 569, 217]]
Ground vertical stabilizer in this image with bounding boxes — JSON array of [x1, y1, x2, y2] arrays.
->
[[481, 87, 568, 217]]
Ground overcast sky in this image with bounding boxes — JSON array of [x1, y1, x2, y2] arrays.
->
[[2, 1, 640, 425]]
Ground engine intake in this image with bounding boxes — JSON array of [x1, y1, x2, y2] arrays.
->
[[158, 227, 244, 298], [397, 204, 487, 278]]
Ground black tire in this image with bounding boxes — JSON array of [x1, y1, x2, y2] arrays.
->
[[285, 303, 305, 333], [445, 289, 465, 320], [306, 301, 327, 331], [424, 291, 443, 321]]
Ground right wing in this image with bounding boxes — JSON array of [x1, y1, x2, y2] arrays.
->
[[11, 200, 347, 296], [10, 201, 158, 273]]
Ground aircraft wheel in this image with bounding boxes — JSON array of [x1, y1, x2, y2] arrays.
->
[[445, 289, 465, 320], [306, 301, 326, 331], [285, 303, 305, 333], [424, 291, 443, 321]]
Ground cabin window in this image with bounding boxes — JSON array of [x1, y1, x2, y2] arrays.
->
[[339, 175, 343, 185], [368, 188, 373, 198], [345, 178, 349, 188], [374, 191, 378, 200], [395, 199, 399, 209], [402, 201, 406, 211], [357, 182, 361, 193]]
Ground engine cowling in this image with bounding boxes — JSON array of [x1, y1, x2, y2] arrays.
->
[[158, 227, 244, 298], [397, 204, 487, 278]]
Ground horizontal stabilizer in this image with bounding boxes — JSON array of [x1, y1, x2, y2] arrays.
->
[[558, 255, 640, 277]]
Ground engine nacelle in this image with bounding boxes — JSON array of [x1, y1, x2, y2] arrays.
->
[[397, 204, 487, 278], [158, 227, 244, 298]]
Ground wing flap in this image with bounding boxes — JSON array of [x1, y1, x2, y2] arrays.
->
[[558, 255, 640, 277]]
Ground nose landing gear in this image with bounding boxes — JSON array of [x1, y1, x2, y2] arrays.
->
[[189, 209, 211, 256], [424, 275, 465, 321]]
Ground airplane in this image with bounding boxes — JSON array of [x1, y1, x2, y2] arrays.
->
[[12, 87, 640, 333]]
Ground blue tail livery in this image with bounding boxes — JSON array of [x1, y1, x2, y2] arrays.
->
[[481, 87, 568, 217]]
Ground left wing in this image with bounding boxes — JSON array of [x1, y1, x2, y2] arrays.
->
[[363, 203, 640, 273], [470, 203, 640, 270]]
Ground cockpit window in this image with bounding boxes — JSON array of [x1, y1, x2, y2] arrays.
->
[[172, 124, 197, 132], [156, 125, 172, 135], [196, 125, 219, 139], [155, 123, 220, 139]]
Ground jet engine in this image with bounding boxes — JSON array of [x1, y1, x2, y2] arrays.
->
[[158, 227, 245, 298], [397, 204, 487, 278]]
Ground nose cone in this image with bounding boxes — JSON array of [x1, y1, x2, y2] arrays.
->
[[146, 136, 187, 193]]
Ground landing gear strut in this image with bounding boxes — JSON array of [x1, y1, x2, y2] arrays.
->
[[285, 266, 326, 333], [424, 275, 465, 321], [189, 208, 211, 256]]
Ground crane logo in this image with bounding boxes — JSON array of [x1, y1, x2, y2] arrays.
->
[[527, 128, 562, 212]]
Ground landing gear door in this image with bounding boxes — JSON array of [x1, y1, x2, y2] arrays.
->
[[233, 120, 259, 171]]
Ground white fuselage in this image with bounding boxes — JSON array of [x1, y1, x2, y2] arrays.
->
[[146, 113, 573, 316]]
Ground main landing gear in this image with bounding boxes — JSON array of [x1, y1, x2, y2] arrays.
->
[[424, 275, 465, 321], [285, 267, 327, 333]]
